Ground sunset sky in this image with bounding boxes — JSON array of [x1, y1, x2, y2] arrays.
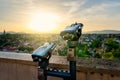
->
[[0, 0, 120, 33]]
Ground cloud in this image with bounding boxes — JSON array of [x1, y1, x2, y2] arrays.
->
[[64, 0, 120, 32], [0, 0, 34, 23], [85, 1, 120, 15], [63, 0, 86, 13], [0, 0, 120, 32], [79, 1, 120, 22], [61, 0, 87, 19]]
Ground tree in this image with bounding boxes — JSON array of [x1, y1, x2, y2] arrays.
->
[[94, 53, 102, 58], [105, 39, 119, 52], [112, 47, 120, 59], [18, 46, 26, 51], [103, 38, 120, 60], [76, 44, 91, 58], [90, 40, 101, 48], [26, 47, 34, 53], [103, 52, 113, 60], [58, 49, 67, 56]]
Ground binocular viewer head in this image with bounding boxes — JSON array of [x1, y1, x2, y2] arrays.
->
[[60, 22, 83, 41], [32, 42, 55, 62]]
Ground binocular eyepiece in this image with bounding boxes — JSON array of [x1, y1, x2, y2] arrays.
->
[[60, 22, 83, 41], [32, 42, 55, 62]]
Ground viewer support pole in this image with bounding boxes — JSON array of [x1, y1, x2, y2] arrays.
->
[[67, 41, 77, 80], [70, 60, 76, 80]]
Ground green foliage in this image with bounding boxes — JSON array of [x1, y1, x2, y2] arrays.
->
[[105, 38, 119, 52], [26, 47, 34, 52], [18, 46, 34, 53], [94, 53, 102, 58], [58, 49, 67, 56], [90, 40, 101, 48], [112, 48, 120, 59], [76, 50, 90, 57], [76, 44, 91, 58], [103, 52, 113, 59], [18, 46, 26, 51], [103, 38, 120, 60]]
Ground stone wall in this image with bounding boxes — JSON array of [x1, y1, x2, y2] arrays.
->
[[49, 56, 120, 80], [0, 52, 120, 80], [0, 52, 38, 80]]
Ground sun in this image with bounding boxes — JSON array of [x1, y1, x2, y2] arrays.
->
[[29, 12, 61, 33]]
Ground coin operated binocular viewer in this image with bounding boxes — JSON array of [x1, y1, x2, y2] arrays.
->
[[60, 22, 83, 41], [60, 22, 83, 80], [32, 22, 83, 80], [32, 42, 55, 68]]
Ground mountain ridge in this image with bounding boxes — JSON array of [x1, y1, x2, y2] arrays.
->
[[84, 30, 120, 34], [0, 30, 120, 34]]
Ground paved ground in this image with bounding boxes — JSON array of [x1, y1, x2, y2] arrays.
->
[[47, 76, 62, 80]]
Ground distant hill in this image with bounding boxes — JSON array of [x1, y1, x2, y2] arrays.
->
[[0, 31, 25, 34], [86, 30, 120, 34], [0, 30, 120, 34]]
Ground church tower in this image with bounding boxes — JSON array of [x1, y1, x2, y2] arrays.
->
[[3, 30, 6, 42], [3, 30, 6, 36]]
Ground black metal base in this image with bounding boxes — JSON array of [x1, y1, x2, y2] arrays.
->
[[45, 69, 70, 80], [38, 60, 76, 80], [70, 61, 76, 80]]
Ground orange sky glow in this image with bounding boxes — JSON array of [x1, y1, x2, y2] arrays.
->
[[0, 0, 120, 33]]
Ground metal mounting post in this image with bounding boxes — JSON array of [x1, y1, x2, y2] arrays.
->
[[67, 40, 78, 80]]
